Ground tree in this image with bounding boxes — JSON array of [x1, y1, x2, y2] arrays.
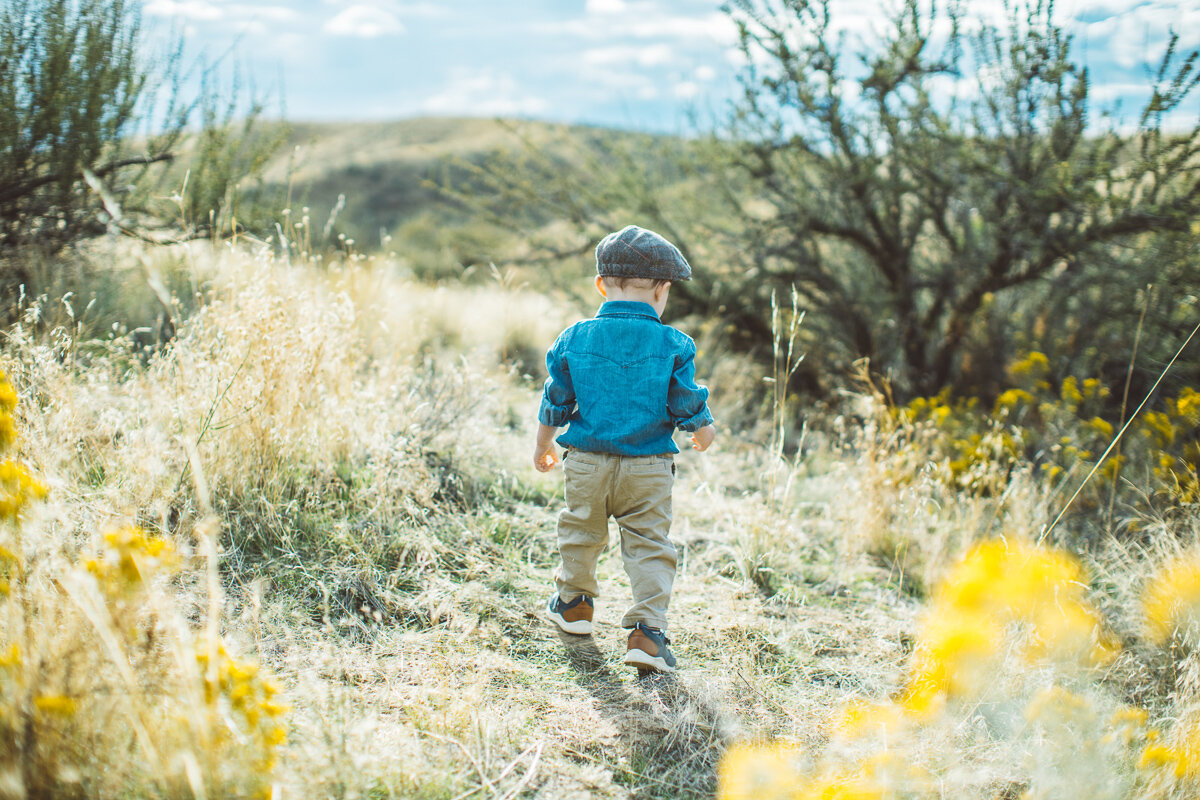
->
[[0, 0, 281, 260], [720, 0, 1200, 396]]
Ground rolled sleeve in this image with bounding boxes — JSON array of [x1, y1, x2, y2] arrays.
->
[[667, 343, 714, 432], [538, 336, 576, 427]]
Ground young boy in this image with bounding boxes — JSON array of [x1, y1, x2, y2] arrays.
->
[[533, 224, 716, 674]]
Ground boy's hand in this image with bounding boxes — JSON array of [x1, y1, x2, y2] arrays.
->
[[534, 445, 560, 472], [690, 424, 717, 452]]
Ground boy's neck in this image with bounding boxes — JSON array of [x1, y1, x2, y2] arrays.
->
[[598, 282, 671, 318], [604, 286, 659, 305]]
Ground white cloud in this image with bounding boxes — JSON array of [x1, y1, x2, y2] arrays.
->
[[925, 72, 981, 103], [325, 5, 405, 37], [582, 43, 675, 68], [586, 0, 628, 14], [245, 5, 297, 22], [233, 19, 267, 34], [1088, 81, 1151, 103], [394, 1, 452, 18], [633, 12, 739, 45], [1078, 1, 1200, 69], [144, 0, 223, 21], [422, 70, 548, 117], [538, 9, 738, 47], [695, 65, 717, 82], [145, 1, 298, 27], [577, 61, 661, 95], [673, 80, 700, 99]]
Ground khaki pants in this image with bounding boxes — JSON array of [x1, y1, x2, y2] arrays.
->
[[554, 449, 677, 631]]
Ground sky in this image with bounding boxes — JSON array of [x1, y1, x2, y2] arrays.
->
[[143, 0, 1200, 133]]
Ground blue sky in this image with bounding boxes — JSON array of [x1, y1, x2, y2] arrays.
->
[[144, 0, 1200, 133]]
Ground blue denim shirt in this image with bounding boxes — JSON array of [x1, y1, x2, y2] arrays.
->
[[539, 300, 714, 456]]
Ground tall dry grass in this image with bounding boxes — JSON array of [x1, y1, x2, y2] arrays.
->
[[0, 239, 586, 797], [6, 234, 1200, 799], [714, 363, 1200, 799]]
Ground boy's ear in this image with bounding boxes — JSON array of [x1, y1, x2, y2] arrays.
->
[[654, 281, 671, 302], [594, 275, 607, 297]]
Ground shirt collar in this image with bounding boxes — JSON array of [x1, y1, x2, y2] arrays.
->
[[595, 300, 662, 321]]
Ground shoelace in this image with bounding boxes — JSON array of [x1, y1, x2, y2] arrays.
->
[[635, 621, 670, 644]]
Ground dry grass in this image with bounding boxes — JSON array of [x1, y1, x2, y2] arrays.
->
[[5, 238, 1199, 798]]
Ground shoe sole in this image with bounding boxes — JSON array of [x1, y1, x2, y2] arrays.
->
[[547, 601, 592, 635], [624, 647, 675, 673]]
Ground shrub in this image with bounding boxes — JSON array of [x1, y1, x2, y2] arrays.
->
[[0, 0, 283, 273]]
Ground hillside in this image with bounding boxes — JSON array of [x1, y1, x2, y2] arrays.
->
[[247, 117, 678, 262]]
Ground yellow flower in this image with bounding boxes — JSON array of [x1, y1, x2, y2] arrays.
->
[[34, 695, 77, 716], [195, 635, 290, 773], [1105, 706, 1151, 747], [718, 742, 801, 800], [0, 460, 47, 521], [834, 701, 903, 739], [901, 539, 1105, 711], [0, 415, 15, 453], [1112, 707, 1149, 729], [1138, 744, 1184, 776], [1142, 411, 1176, 447], [1060, 376, 1083, 407], [1024, 686, 1092, 723], [1082, 377, 1109, 401], [1008, 351, 1050, 382], [1099, 455, 1127, 480], [1088, 416, 1114, 439], [0, 378, 15, 414], [1172, 388, 1200, 425], [994, 389, 1034, 416], [1143, 555, 1200, 644], [0, 644, 20, 667], [86, 525, 179, 598], [799, 772, 884, 800], [0, 372, 18, 454]]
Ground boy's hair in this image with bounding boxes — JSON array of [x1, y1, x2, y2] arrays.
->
[[602, 276, 671, 292]]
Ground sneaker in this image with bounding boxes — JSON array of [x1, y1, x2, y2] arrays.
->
[[624, 622, 676, 673], [547, 593, 594, 635]]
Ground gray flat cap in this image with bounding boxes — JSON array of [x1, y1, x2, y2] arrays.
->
[[595, 225, 692, 282]]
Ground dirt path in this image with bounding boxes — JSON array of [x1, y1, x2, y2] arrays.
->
[[495, 521, 922, 799]]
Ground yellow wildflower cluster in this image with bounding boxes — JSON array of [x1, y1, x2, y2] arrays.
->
[[0, 370, 46, 522], [0, 364, 292, 795], [1138, 711, 1200, 782], [719, 740, 912, 800], [1110, 609, 1200, 788], [0, 460, 46, 522], [719, 743, 803, 800], [1141, 390, 1200, 503], [717, 540, 1200, 798], [894, 351, 1200, 505], [1007, 350, 1050, 384], [197, 641, 289, 774], [1172, 388, 1200, 426], [1143, 554, 1200, 644], [894, 389, 1022, 494], [901, 539, 1111, 715], [0, 372, 16, 453], [83, 525, 179, 600]]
